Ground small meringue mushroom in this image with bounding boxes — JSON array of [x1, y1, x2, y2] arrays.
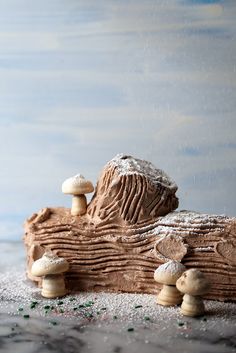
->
[[62, 174, 94, 216], [154, 260, 186, 306], [176, 269, 210, 317], [31, 252, 69, 298]]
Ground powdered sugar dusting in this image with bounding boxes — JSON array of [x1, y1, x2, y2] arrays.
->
[[33, 252, 68, 272], [63, 174, 85, 186], [40, 252, 67, 266], [155, 261, 186, 276], [193, 247, 214, 252], [158, 210, 231, 226], [62, 174, 94, 194], [149, 210, 232, 237], [108, 154, 177, 190]]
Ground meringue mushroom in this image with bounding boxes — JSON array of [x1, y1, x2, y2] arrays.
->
[[176, 269, 210, 317], [62, 174, 94, 216], [154, 260, 186, 306], [31, 252, 69, 298]]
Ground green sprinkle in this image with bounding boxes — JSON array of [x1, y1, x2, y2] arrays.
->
[[85, 313, 93, 318], [85, 303, 92, 307], [11, 328, 15, 331], [50, 321, 57, 326], [101, 307, 107, 311], [73, 307, 78, 311], [202, 317, 207, 322], [144, 316, 150, 321], [88, 300, 95, 305], [96, 311, 100, 315], [57, 301, 64, 306], [45, 310, 49, 314], [43, 305, 54, 311], [31, 301, 38, 305], [69, 297, 76, 302], [113, 315, 118, 320], [23, 314, 30, 319], [134, 305, 143, 309], [127, 328, 134, 332], [18, 308, 24, 312], [78, 304, 85, 308], [59, 309, 64, 313], [30, 303, 36, 309], [178, 322, 185, 327]]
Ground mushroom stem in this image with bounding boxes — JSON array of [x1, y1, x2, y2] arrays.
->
[[42, 274, 67, 298], [71, 195, 87, 216], [157, 284, 183, 306], [181, 294, 205, 317]]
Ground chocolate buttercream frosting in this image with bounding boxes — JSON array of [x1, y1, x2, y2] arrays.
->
[[23, 154, 236, 301], [87, 154, 179, 224]]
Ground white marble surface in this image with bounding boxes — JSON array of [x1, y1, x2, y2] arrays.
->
[[0, 242, 236, 353]]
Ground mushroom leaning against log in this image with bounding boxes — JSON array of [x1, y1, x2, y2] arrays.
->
[[176, 269, 210, 317], [31, 252, 69, 298], [62, 174, 94, 216]]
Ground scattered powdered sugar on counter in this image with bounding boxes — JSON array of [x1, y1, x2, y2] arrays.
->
[[0, 267, 235, 330], [0, 268, 176, 325]]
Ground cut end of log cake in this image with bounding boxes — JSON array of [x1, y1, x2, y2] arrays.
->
[[23, 154, 236, 302]]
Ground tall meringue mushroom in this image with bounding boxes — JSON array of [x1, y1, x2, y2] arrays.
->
[[31, 252, 69, 298], [176, 269, 210, 317], [62, 174, 94, 216], [154, 260, 186, 306]]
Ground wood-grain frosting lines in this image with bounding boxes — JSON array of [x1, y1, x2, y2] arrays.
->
[[24, 155, 236, 301]]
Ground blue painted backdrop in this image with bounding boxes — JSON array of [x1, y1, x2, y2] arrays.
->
[[0, 0, 235, 240]]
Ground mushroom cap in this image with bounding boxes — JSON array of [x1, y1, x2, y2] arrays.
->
[[31, 252, 69, 277], [62, 174, 94, 195], [176, 269, 210, 296], [154, 260, 186, 285]]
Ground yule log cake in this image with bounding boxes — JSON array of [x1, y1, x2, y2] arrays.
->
[[24, 154, 236, 302]]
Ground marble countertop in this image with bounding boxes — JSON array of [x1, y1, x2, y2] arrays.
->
[[0, 242, 235, 353]]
